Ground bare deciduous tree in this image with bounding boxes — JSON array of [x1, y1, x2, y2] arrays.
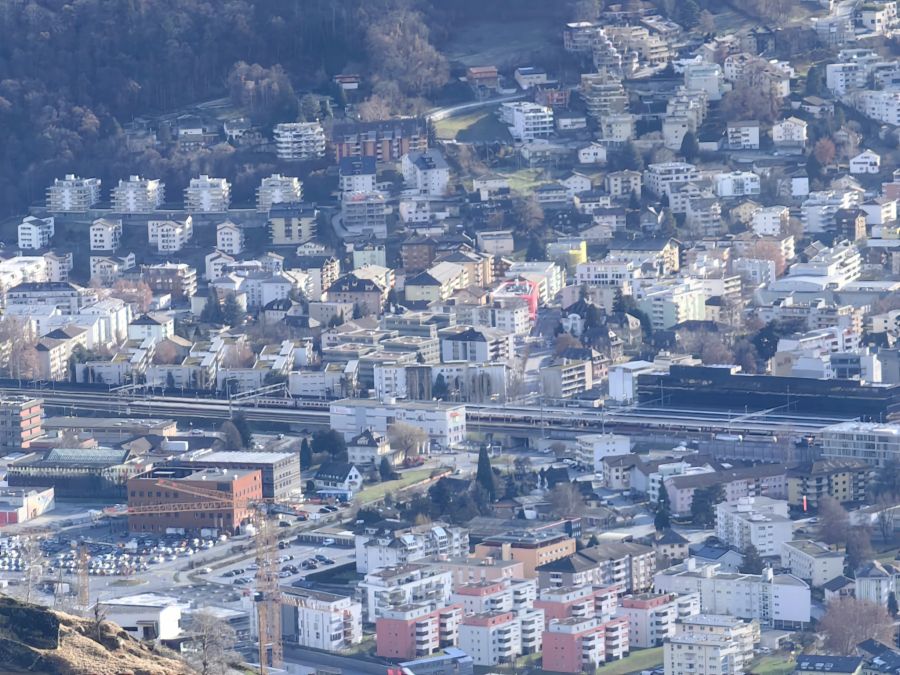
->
[[548, 482, 583, 518], [818, 495, 850, 546], [819, 597, 894, 653], [876, 495, 897, 542], [188, 609, 237, 675], [389, 422, 429, 458]]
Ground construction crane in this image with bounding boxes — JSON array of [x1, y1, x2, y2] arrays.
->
[[125, 479, 282, 674]]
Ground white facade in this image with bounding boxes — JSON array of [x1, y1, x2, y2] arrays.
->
[[500, 102, 554, 140], [772, 117, 808, 148], [644, 162, 700, 197], [715, 172, 761, 198], [281, 588, 363, 650], [330, 398, 466, 449], [459, 610, 544, 666], [821, 421, 900, 467], [90, 218, 122, 252], [18, 216, 55, 251], [752, 207, 789, 237], [849, 149, 881, 174], [184, 175, 230, 212], [664, 615, 759, 675], [148, 217, 193, 253], [98, 594, 182, 641], [715, 497, 793, 556], [256, 173, 303, 212], [684, 63, 724, 101], [46, 174, 101, 212], [780, 540, 845, 587], [216, 221, 244, 255], [576, 434, 631, 473], [401, 150, 450, 197], [615, 592, 701, 648], [111, 176, 165, 212], [274, 122, 326, 160]]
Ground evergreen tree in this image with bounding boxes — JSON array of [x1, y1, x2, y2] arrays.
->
[[433, 373, 449, 400], [680, 131, 699, 162], [889, 592, 898, 618], [628, 189, 641, 210], [476, 445, 496, 502], [526, 235, 545, 262], [352, 303, 363, 320], [676, 0, 701, 27], [300, 438, 312, 467], [740, 544, 765, 574], [222, 293, 243, 327], [200, 288, 224, 324], [231, 414, 253, 448], [379, 456, 393, 481], [655, 484, 672, 531], [166, 372, 176, 390], [219, 420, 243, 451], [691, 484, 723, 528]]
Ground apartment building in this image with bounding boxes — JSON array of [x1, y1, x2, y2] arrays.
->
[[354, 520, 469, 574], [5, 281, 91, 313], [715, 171, 761, 198], [715, 497, 793, 556], [256, 173, 303, 212], [542, 616, 629, 673], [780, 540, 845, 587], [772, 117, 808, 148], [643, 162, 700, 197], [786, 458, 871, 507], [401, 150, 450, 197], [537, 541, 656, 593], [752, 206, 790, 237], [636, 280, 706, 330], [281, 586, 363, 651], [269, 203, 317, 245], [111, 176, 165, 212], [855, 560, 899, 606], [341, 191, 387, 239], [184, 175, 230, 212], [147, 217, 193, 253], [654, 559, 811, 629], [331, 399, 465, 450], [541, 359, 593, 398], [580, 72, 629, 120], [726, 121, 761, 150], [499, 102, 554, 140], [615, 592, 701, 648], [533, 584, 619, 627], [821, 421, 900, 468], [376, 603, 463, 660], [439, 326, 513, 365], [458, 609, 544, 666], [339, 156, 377, 194], [474, 531, 577, 579], [360, 564, 453, 623], [46, 174, 101, 212], [330, 117, 427, 163], [89, 218, 123, 252], [0, 397, 43, 450], [212, 220, 242, 256], [451, 578, 537, 616], [606, 170, 642, 199], [141, 262, 197, 300], [273, 122, 326, 160], [664, 614, 759, 675], [18, 216, 55, 251]]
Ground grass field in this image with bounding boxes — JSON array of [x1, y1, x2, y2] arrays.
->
[[499, 168, 544, 192], [433, 107, 511, 143], [748, 654, 796, 675], [355, 468, 436, 504], [593, 647, 664, 675]]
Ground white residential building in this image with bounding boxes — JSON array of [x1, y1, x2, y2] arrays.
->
[[97, 594, 182, 641], [360, 564, 453, 623], [256, 173, 303, 212], [664, 615, 759, 675], [401, 150, 450, 197], [715, 172, 761, 198], [46, 174, 101, 212], [643, 162, 700, 197], [684, 63, 725, 101], [340, 156, 378, 194], [111, 176, 165, 212], [653, 560, 811, 629], [341, 192, 387, 239], [854, 561, 899, 606], [615, 592, 701, 648], [216, 221, 244, 256], [90, 218, 122, 252], [780, 540, 845, 587], [280, 587, 362, 650], [801, 191, 862, 235], [459, 609, 544, 666], [727, 121, 761, 150], [354, 521, 469, 574], [500, 102, 554, 141], [772, 117, 808, 148], [821, 420, 900, 467], [715, 497, 793, 556], [636, 280, 706, 330], [751, 207, 789, 237], [148, 217, 193, 253], [274, 122, 326, 160], [848, 88, 900, 125], [849, 149, 881, 174], [330, 398, 466, 450], [184, 175, 230, 212], [575, 433, 631, 473], [18, 216, 55, 251]]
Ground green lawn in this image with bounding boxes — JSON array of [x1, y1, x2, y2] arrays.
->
[[500, 168, 544, 193], [748, 654, 796, 675], [592, 647, 664, 675], [355, 468, 436, 504], [433, 107, 511, 142]]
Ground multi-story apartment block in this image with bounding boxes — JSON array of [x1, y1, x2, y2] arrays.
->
[[268, 203, 317, 245], [715, 171, 761, 198], [46, 174, 101, 212], [360, 564, 453, 623], [439, 326, 514, 365], [458, 609, 544, 666], [332, 399, 466, 451], [18, 216, 55, 251], [5, 281, 91, 313], [90, 254, 135, 285], [147, 217, 193, 253], [654, 559, 810, 629], [780, 540, 845, 587], [89, 218, 123, 252], [615, 592, 701, 648], [752, 206, 790, 237], [451, 578, 537, 616], [474, 531, 577, 579], [0, 397, 43, 450], [281, 586, 363, 651], [341, 191, 387, 239], [854, 560, 899, 606], [215, 220, 244, 256], [801, 191, 862, 235], [542, 616, 629, 673], [541, 358, 593, 399], [715, 497, 793, 556], [499, 102, 554, 141], [664, 614, 759, 675], [636, 280, 706, 331], [537, 541, 656, 593], [339, 156, 378, 194], [376, 603, 463, 660], [786, 458, 872, 507], [255, 173, 303, 212], [726, 121, 761, 150], [184, 175, 230, 212], [643, 162, 700, 197], [534, 584, 619, 627], [354, 520, 469, 574], [605, 170, 642, 199], [140, 262, 197, 300], [772, 117, 808, 148], [329, 118, 427, 163], [111, 176, 165, 212], [821, 421, 900, 468], [580, 72, 629, 120], [401, 150, 450, 197], [848, 88, 900, 125], [273, 122, 326, 160]]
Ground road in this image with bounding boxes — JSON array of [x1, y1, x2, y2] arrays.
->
[[5, 386, 855, 438]]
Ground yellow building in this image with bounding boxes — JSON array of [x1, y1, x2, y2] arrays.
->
[[473, 531, 577, 578], [787, 458, 871, 508], [268, 203, 317, 245]]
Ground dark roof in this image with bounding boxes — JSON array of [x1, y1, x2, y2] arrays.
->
[[350, 429, 385, 447], [822, 575, 854, 592], [608, 237, 678, 252], [268, 202, 318, 217], [858, 639, 895, 659], [443, 327, 488, 342], [8, 281, 79, 293], [669, 463, 786, 491], [329, 274, 383, 293], [406, 272, 441, 287], [339, 156, 377, 176], [315, 462, 357, 482], [655, 529, 689, 545], [263, 298, 293, 312], [787, 458, 871, 478], [795, 655, 863, 673], [536, 541, 653, 574], [330, 117, 426, 140]]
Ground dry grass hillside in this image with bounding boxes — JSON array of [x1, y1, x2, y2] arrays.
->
[[0, 595, 196, 675]]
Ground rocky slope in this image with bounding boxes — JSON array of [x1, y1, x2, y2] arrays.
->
[[0, 595, 196, 675]]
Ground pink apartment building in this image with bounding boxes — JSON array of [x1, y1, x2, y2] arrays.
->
[[376, 603, 463, 660]]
